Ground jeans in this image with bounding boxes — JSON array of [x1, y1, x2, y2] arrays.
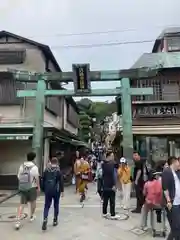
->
[[103, 189, 115, 216], [43, 191, 60, 220]]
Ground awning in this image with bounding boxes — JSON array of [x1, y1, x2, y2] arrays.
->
[[54, 136, 71, 144], [0, 133, 32, 140], [52, 135, 90, 148], [71, 139, 90, 148], [120, 125, 180, 135]]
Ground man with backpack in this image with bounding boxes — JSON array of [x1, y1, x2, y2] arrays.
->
[[16, 152, 40, 230], [41, 157, 64, 231]]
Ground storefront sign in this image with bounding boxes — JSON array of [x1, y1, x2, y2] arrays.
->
[[133, 105, 178, 117], [0, 135, 31, 140]]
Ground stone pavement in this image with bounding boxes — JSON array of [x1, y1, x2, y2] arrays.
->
[[0, 184, 168, 240]]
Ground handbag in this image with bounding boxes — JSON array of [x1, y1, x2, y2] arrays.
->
[[81, 173, 89, 180], [72, 175, 76, 185]]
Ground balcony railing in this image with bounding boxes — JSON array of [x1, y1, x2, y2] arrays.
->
[[0, 117, 54, 127]]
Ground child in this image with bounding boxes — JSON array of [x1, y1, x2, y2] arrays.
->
[[140, 170, 162, 230], [41, 157, 64, 231], [118, 157, 131, 210]]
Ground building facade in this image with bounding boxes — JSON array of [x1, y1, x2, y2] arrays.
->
[[131, 28, 180, 166], [0, 31, 79, 189]]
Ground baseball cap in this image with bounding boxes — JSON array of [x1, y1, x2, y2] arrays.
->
[[120, 157, 127, 163]]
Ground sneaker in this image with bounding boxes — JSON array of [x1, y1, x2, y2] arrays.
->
[[123, 206, 128, 210], [131, 209, 141, 213], [141, 226, 148, 231], [42, 220, 47, 231], [30, 215, 36, 222], [53, 218, 58, 227], [110, 214, 120, 220], [15, 221, 21, 230], [102, 213, 108, 218]]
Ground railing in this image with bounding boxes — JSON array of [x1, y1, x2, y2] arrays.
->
[[0, 117, 54, 127], [0, 117, 33, 124]]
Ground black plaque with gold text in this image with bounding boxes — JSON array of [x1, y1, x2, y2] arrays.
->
[[72, 64, 91, 94]]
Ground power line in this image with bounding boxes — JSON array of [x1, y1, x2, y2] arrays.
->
[[51, 39, 155, 49], [28, 24, 179, 38]]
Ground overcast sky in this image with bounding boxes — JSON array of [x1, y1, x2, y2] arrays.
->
[[0, 0, 179, 101]]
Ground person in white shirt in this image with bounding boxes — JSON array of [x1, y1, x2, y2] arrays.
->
[[15, 152, 40, 230]]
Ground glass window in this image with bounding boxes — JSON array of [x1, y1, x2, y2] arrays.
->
[[150, 137, 168, 163], [167, 36, 180, 51]]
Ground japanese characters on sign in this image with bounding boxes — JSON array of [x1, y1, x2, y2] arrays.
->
[[133, 105, 179, 118], [72, 64, 91, 94], [0, 135, 30, 140]]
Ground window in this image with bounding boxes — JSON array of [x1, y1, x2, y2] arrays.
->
[[150, 137, 168, 163], [167, 36, 180, 52], [134, 79, 161, 101], [67, 103, 79, 127], [0, 49, 26, 64], [162, 83, 179, 101]]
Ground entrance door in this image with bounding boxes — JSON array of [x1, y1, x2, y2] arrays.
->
[[149, 137, 168, 166]]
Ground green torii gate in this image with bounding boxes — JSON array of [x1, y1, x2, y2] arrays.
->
[[11, 64, 154, 164]]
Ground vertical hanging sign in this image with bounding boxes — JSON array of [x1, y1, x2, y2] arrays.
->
[[72, 64, 91, 94]]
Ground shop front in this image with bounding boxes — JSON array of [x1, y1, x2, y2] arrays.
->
[[0, 133, 33, 189], [134, 126, 180, 167]]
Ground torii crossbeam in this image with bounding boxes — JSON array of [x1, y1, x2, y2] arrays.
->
[[10, 65, 154, 164]]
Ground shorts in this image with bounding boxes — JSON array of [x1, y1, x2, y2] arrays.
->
[[20, 187, 37, 204]]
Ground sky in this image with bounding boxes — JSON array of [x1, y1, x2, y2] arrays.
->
[[0, 0, 179, 101]]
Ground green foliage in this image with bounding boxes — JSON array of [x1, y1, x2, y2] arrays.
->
[[76, 98, 117, 142], [78, 111, 91, 142], [90, 101, 117, 121]]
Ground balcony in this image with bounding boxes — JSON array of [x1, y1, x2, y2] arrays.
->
[[0, 117, 55, 128]]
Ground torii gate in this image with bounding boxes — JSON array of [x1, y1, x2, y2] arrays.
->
[[10, 64, 154, 164]]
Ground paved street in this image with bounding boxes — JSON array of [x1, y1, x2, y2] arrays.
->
[[0, 184, 167, 240]]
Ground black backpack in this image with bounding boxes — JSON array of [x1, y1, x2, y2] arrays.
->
[[44, 168, 60, 193]]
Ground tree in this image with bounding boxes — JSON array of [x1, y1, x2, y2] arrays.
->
[[78, 111, 92, 142], [77, 98, 118, 142]]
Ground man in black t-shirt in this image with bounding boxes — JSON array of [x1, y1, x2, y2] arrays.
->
[[131, 152, 148, 213]]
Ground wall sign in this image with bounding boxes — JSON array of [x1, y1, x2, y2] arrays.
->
[[0, 135, 31, 140], [72, 64, 91, 94], [133, 105, 179, 118]]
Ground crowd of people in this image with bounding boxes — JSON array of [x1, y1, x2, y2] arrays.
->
[[14, 149, 180, 239]]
